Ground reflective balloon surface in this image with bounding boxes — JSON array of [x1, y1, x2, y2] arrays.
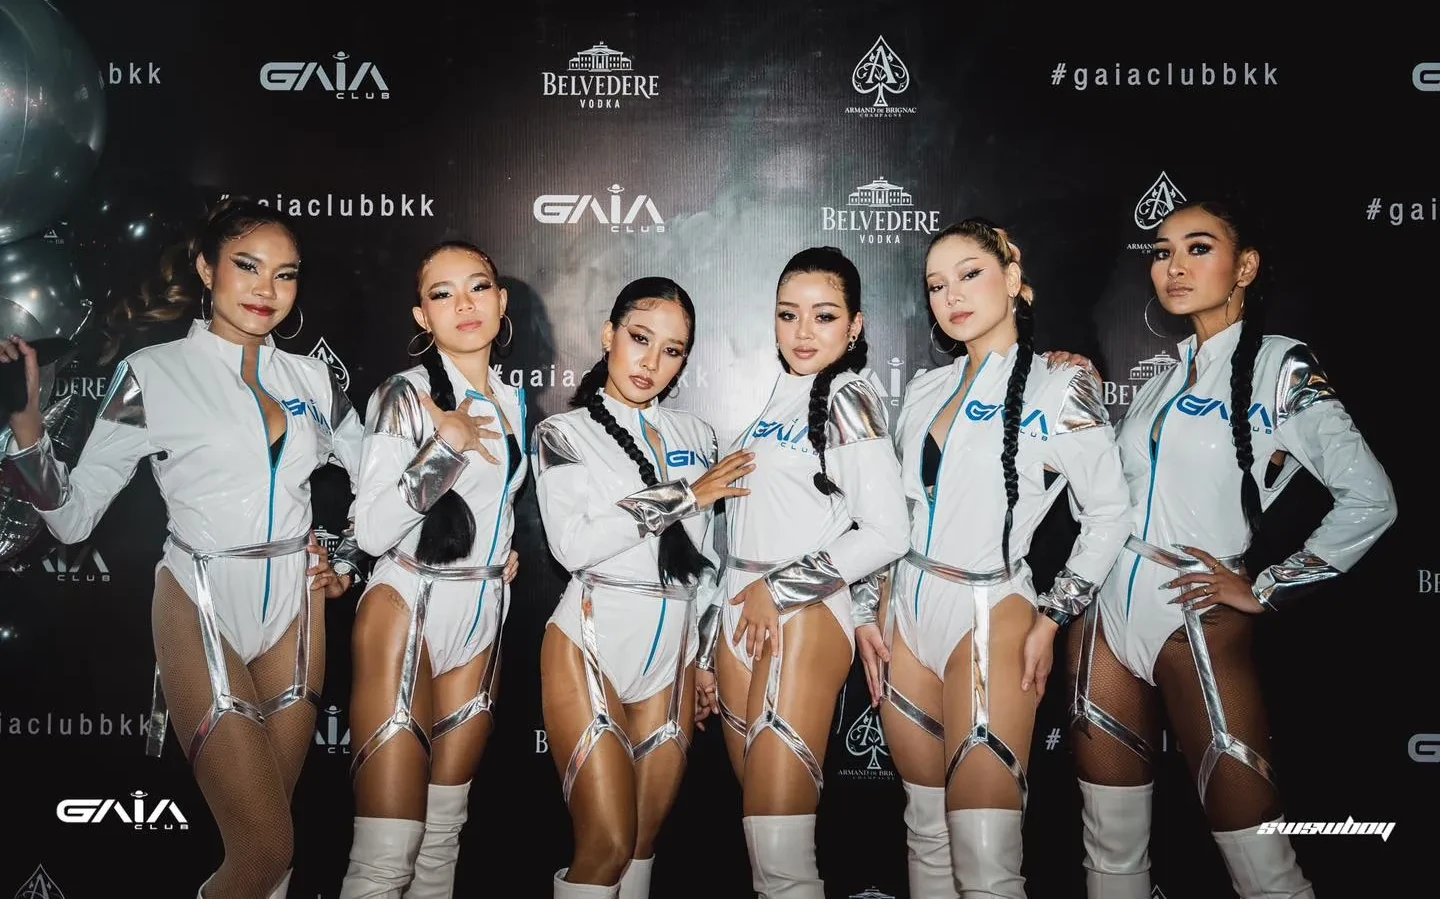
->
[[0, 0, 106, 244]]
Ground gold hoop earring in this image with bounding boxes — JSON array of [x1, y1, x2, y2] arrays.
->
[[406, 330, 434, 357], [930, 322, 959, 356], [497, 314, 514, 349], [275, 306, 304, 341]]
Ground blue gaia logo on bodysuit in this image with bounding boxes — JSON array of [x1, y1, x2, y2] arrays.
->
[[751, 418, 813, 454], [963, 400, 1050, 440], [664, 448, 711, 468], [1173, 395, 1273, 433], [282, 397, 332, 434]]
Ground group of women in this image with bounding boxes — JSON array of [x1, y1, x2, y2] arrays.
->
[[0, 193, 1396, 899]]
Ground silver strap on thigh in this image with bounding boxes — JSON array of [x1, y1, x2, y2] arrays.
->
[[903, 550, 1030, 812], [350, 550, 506, 779], [1070, 603, 1156, 761], [562, 569, 697, 805], [727, 556, 827, 798], [146, 532, 314, 764], [881, 564, 945, 741], [1125, 535, 1273, 803]]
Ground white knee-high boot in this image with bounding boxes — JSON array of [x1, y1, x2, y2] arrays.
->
[[743, 814, 825, 898], [340, 817, 425, 898], [403, 782, 472, 898], [1213, 818, 1315, 898], [903, 782, 957, 898], [268, 868, 293, 898], [1079, 781, 1153, 898], [618, 857, 654, 899], [553, 868, 621, 898], [947, 809, 1025, 899]]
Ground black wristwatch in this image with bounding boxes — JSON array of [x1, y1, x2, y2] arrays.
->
[[1041, 606, 1075, 628]]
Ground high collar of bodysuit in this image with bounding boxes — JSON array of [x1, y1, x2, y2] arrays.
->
[[186, 318, 276, 368], [1178, 319, 1244, 374], [598, 386, 662, 430]]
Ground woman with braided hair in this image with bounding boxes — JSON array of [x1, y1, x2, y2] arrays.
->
[[1065, 199, 1396, 898], [713, 246, 909, 898], [870, 219, 1131, 897], [1, 197, 364, 898], [339, 241, 524, 897], [532, 277, 752, 899]]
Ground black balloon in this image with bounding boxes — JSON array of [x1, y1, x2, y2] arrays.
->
[[0, 0, 106, 244]]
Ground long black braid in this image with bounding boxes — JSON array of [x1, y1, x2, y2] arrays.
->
[[569, 277, 712, 586], [776, 247, 867, 496], [927, 219, 1036, 574], [411, 239, 500, 566], [1169, 199, 1266, 537]]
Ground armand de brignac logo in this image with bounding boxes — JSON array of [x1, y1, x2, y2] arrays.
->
[[847, 35, 915, 118], [308, 337, 350, 392]]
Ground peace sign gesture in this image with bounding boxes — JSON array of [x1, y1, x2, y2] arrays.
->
[[1165, 545, 1263, 614]]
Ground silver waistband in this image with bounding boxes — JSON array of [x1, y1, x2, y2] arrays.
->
[[576, 568, 698, 602], [725, 555, 781, 575], [1124, 535, 1245, 574], [902, 549, 1012, 586], [387, 548, 507, 582]]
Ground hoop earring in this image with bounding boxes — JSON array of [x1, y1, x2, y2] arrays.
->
[[275, 306, 304, 341], [930, 322, 959, 356], [497, 314, 514, 349], [1143, 295, 1166, 339], [198, 288, 212, 322], [406, 330, 434, 357]]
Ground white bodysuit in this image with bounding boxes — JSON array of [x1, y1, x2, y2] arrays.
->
[[354, 357, 527, 679], [719, 369, 910, 666], [1093, 325, 1398, 685], [890, 348, 1132, 679]]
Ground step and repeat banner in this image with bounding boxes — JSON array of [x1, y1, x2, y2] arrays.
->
[[1, 2, 1429, 897]]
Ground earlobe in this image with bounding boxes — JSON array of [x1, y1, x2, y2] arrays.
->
[[194, 255, 213, 291], [411, 306, 428, 331]]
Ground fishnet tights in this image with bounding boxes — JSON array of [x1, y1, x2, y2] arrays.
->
[[151, 567, 325, 897], [1067, 605, 1282, 831]]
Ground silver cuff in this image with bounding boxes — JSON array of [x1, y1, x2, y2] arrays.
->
[[331, 527, 369, 583], [614, 479, 698, 536], [1056, 369, 1110, 434], [1038, 567, 1099, 618], [695, 603, 722, 673], [850, 568, 887, 628], [763, 550, 848, 613], [2, 431, 70, 511], [1252, 550, 1340, 611], [398, 434, 468, 513]]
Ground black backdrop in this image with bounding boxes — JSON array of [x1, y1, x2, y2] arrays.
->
[[2, 2, 1430, 897]]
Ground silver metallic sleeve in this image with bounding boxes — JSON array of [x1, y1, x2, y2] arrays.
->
[[1054, 368, 1110, 435], [694, 602, 723, 673], [764, 549, 848, 613], [850, 566, 888, 628], [1274, 344, 1337, 420], [534, 419, 583, 474], [825, 378, 889, 446], [614, 479, 699, 536], [1038, 567, 1100, 623], [367, 375, 426, 442], [399, 433, 468, 513], [3, 431, 70, 511], [1252, 550, 1341, 612]]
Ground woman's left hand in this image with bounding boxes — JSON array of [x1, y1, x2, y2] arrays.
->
[[694, 669, 720, 730], [307, 533, 352, 600], [1044, 350, 1102, 383], [1020, 616, 1058, 700], [503, 549, 520, 584], [730, 578, 783, 660], [1166, 545, 1264, 614]]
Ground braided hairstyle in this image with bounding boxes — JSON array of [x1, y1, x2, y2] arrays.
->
[[775, 247, 867, 496], [1162, 199, 1265, 537], [101, 196, 302, 363], [412, 240, 501, 565], [569, 277, 712, 586], [927, 219, 1036, 574]]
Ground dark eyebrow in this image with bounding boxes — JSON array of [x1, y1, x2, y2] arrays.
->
[[234, 250, 299, 269], [926, 256, 979, 278]]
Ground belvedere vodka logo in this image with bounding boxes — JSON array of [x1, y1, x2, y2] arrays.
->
[[542, 42, 658, 109], [533, 184, 665, 234], [847, 36, 915, 117], [308, 337, 351, 392], [260, 51, 389, 100], [1103, 350, 1181, 408], [822, 178, 939, 244], [1133, 171, 1186, 230]]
